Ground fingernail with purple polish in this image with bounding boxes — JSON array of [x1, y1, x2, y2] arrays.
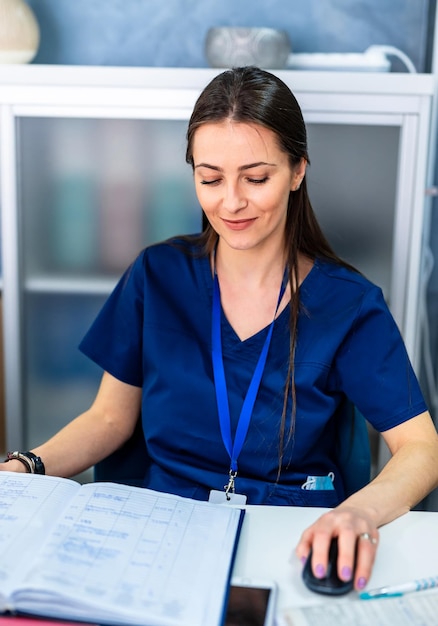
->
[[357, 577, 367, 589], [300, 556, 307, 565], [315, 564, 325, 578], [341, 566, 352, 580]]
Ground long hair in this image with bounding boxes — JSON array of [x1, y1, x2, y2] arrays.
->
[[185, 66, 355, 473]]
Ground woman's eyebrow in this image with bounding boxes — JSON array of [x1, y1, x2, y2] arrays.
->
[[194, 163, 221, 171], [194, 161, 276, 171]]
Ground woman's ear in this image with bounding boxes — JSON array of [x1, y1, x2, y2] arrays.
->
[[291, 158, 307, 191]]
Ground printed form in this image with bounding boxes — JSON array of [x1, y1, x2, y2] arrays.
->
[[0, 473, 79, 597], [13, 482, 239, 624]]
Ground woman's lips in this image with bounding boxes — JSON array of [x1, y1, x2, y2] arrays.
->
[[222, 218, 256, 231]]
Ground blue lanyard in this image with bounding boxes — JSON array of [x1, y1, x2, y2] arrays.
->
[[212, 267, 287, 481]]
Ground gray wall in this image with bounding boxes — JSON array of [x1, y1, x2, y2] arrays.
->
[[27, 0, 434, 72]]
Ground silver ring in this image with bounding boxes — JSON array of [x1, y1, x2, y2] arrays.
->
[[359, 532, 378, 545]]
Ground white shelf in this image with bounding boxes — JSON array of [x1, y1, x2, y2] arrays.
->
[[0, 63, 433, 93], [25, 275, 118, 295], [0, 65, 433, 116]]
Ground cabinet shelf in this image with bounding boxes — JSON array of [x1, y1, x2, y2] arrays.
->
[[25, 276, 118, 296]]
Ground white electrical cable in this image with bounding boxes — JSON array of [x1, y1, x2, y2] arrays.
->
[[286, 46, 417, 73], [365, 45, 417, 73]]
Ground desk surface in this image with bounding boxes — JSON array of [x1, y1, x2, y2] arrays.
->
[[232, 506, 438, 614]]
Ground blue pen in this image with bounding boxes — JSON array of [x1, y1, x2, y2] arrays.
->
[[360, 575, 438, 600]]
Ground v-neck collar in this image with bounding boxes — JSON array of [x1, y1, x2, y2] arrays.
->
[[199, 253, 320, 349]]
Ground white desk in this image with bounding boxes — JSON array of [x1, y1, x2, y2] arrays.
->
[[232, 506, 438, 616]]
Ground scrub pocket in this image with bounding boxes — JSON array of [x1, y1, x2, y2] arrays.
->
[[266, 486, 340, 507], [265, 473, 340, 507]]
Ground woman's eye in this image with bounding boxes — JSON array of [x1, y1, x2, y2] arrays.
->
[[199, 176, 269, 185], [200, 179, 220, 185], [247, 176, 269, 184]]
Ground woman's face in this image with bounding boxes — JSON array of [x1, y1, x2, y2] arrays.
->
[[192, 120, 305, 254]]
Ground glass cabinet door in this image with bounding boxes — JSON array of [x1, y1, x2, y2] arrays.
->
[[306, 123, 399, 300], [20, 117, 200, 283], [17, 116, 200, 449]]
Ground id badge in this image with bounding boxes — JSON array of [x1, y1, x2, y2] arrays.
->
[[208, 489, 247, 505]]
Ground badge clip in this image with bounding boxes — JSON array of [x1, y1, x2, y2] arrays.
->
[[224, 469, 237, 501]]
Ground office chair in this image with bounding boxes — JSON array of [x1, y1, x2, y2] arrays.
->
[[335, 399, 371, 497]]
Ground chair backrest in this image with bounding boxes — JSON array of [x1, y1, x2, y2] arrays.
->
[[335, 399, 371, 497], [94, 400, 371, 498]]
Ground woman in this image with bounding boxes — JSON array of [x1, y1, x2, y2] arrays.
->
[[2, 67, 438, 592]]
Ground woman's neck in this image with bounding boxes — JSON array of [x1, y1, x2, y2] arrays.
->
[[214, 239, 287, 289], [213, 239, 290, 341]]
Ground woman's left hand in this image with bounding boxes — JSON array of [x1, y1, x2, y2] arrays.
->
[[296, 412, 438, 592], [295, 506, 379, 591]]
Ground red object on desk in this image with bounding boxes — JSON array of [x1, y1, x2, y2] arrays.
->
[[0, 618, 95, 626]]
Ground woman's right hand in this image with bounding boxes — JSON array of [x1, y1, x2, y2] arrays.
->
[[0, 459, 28, 472]]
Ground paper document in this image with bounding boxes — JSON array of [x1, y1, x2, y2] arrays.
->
[[0, 472, 244, 626], [281, 591, 438, 625]]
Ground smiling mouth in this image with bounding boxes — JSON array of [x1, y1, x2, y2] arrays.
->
[[222, 217, 256, 230]]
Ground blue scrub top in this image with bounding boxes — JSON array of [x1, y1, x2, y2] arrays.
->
[[79, 236, 427, 506]]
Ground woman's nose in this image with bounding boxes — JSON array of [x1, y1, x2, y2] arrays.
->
[[222, 182, 247, 212]]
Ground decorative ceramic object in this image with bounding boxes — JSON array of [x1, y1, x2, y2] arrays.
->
[[0, 0, 40, 64], [205, 27, 291, 69]]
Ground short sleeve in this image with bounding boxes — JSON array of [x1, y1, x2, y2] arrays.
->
[[333, 286, 427, 431], [79, 252, 145, 387]]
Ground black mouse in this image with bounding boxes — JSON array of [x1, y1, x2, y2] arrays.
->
[[302, 537, 355, 595]]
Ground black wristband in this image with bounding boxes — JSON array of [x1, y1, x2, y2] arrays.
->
[[5, 451, 46, 475], [25, 451, 46, 475]]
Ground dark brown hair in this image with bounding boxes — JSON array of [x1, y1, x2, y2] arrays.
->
[[185, 66, 354, 472]]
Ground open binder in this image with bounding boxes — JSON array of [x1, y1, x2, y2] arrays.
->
[[0, 472, 245, 626]]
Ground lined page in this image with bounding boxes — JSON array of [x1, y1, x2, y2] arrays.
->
[[282, 591, 438, 625], [0, 472, 80, 603], [14, 482, 243, 626]]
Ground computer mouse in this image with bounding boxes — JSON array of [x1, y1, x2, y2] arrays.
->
[[302, 537, 355, 596]]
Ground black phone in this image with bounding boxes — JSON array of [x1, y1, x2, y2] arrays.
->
[[224, 577, 277, 626]]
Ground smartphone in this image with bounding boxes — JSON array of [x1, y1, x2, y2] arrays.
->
[[224, 577, 277, 626]]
